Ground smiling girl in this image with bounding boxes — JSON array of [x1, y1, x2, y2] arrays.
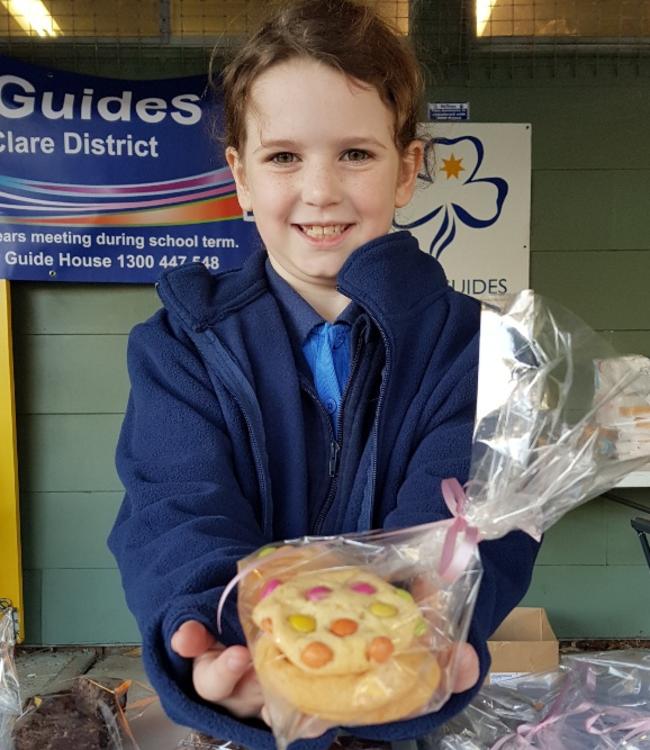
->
[[109, 2, 539, 748]]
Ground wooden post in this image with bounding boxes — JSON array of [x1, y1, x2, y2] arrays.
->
[[0, 280, 23, 641]]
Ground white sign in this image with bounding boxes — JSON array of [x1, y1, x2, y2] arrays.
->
[[395, 123, 531, 302], [428, 101, 470, 121]]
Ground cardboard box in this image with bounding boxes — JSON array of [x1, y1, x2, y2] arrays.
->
[[487, 607, 559, 684]]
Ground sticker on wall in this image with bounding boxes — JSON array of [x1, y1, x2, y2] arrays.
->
[[394, 123, 531, 302], [428, 102, 470, 121]]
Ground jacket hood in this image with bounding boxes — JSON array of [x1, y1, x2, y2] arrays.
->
[[156, 231, 449, 332]]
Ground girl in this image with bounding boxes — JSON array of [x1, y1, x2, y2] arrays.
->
[[109, 1, 539, 748]]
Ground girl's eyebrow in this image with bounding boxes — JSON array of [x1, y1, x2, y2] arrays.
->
[[254, 136, 388, 153], [254, 139, 296, 153], [339, 137, 388, 151]]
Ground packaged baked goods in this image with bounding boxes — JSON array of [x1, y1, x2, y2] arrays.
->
[[0, 601, 20, 750], [235, 527, 479, 747], [594, 354, 650, 461], [226, 290, 650, 750]]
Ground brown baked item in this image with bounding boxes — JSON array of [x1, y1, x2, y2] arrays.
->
[[12, 676, 130, 750]]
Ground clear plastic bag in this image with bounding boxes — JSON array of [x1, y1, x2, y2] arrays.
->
[[237, 530, 482, 745], [0, 601, 21, 750], [464, 291, 650, 540], [434, 650, 650, 749], [229, 290, 650, 750]]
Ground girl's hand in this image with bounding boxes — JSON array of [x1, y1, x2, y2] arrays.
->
[[170, 620, 266, 720], [410, 575, 480, 694], [447, 642, 480, 693], [170, 620, 478, 723]]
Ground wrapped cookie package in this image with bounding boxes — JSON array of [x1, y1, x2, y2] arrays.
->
[[237, 528, 482, 746], [232, 290, 650, 750]]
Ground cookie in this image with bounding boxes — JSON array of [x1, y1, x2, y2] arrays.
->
[[253, 633, 440, 724], [252, 568, 424, 675], [246, 563, 440, 723]]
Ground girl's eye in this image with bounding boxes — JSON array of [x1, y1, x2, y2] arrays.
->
[[342, 149, 371, 162], [271, 152, 297, 164]]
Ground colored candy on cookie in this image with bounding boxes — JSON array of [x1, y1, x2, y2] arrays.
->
[[370, 601, 398, 618], [330, 618, 358, 637], [259, 578, 281, 600], [288, 614, 316, 633], [305, 585, 332, 601], [367, 636, 394, 662], [349, 581, 376, 595], [301, 641, 333, 668]]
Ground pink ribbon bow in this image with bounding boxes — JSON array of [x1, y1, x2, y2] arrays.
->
[[438, 478, 481, 583]]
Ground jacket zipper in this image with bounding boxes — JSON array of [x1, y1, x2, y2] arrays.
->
[[311, 336, 364, 534], [356, 311, 391, 532], [328, 441, 341, 478]]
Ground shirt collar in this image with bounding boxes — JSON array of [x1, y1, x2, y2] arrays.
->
[[265, 259, 359, 344]]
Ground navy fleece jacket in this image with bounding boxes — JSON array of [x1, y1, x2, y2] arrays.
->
[[108, 231, 539, 749]]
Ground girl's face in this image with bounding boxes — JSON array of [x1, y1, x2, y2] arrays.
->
[[226, 58, 423, 293]]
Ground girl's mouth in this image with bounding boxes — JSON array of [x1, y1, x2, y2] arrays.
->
[[297, 224, 351, 239]]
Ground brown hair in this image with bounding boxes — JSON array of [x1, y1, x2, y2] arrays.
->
[[214, 0, 424, 154]]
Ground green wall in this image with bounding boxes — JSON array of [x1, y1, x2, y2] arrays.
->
[[13, 284, 158, 643], [8, 51, 650, 644]]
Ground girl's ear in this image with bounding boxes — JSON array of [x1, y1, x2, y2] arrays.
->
[[226, 146, 252, 212], [394, 139, 425, 209]]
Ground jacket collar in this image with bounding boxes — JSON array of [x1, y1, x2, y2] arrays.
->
[[156, 231, 449, 333], [337, 231, 448, 326]]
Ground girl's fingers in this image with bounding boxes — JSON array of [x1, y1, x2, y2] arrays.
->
[[192, 646, 247, 703], [449, 642, 480, 693], [193, 645, 264, 716], [170, 620, 217, 659]]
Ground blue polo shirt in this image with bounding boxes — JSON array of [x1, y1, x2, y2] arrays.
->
[[265, 260, 359, 431], [264, 259, 384, 532]]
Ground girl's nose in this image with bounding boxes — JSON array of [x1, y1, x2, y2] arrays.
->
[[301, 163, 342, 207]]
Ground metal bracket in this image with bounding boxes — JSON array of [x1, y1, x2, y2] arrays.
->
[[603, 493, 650, 570], [631, 516, 650, 568]]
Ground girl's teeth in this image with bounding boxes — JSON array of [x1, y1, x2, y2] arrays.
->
[[302, 225, 346, 238]]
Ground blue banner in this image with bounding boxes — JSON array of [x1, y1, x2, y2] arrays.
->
[[0, 56, 259, 283]]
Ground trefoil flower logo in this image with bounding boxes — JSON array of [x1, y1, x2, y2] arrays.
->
[[394, 135, 508, 258]]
